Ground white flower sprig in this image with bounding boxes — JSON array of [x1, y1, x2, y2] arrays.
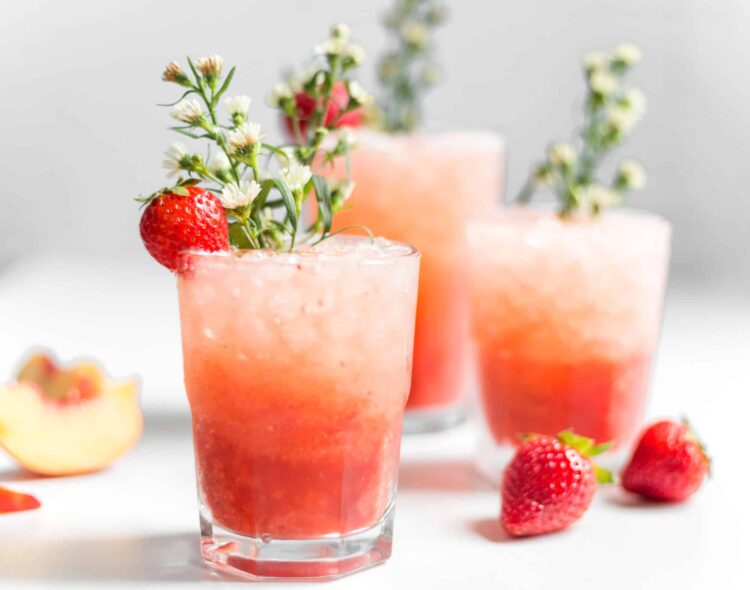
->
[[153, 24, 368, 251], [518, 43, 647, 216], [376, 0, 447, 132]]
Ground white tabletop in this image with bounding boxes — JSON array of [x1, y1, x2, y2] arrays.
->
[[0, 255, 748, 589]]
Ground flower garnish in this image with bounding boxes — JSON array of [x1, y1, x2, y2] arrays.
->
[[375, 0, 447, 132], [517, 43, 647, 217], [277, 24, 368, 144], [170, 98, 206, 126], [221, 180, 262, 210], [143, 24, 369, 251]]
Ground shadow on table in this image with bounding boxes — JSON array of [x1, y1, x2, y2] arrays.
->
[[0, 532, 240, 583], [470, 517, 517, 543], [0, 467, 52, 483], [398, 458, 493, 493], [601, 486, 688, 510]]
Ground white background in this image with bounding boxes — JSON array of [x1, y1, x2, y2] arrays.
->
[[1, 0, 749, 289]]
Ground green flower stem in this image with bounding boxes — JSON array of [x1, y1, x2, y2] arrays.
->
[[191, 81, 240, 183]]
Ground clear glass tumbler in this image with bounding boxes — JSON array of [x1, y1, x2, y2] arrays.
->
[[177, 236, 420, 580], [468, 208, 671, 479], [332, 130, 505, 432]]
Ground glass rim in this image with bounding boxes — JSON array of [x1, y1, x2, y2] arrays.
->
[[350, 127, 506, 151], [468, 204, 673, 228], [180, 235, 420, 267]]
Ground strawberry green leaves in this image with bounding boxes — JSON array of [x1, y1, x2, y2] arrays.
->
[[556, 429, 615, 485]]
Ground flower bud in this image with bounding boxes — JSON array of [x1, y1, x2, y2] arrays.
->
[[195, 55, 224, 84], [582, 51, 609, 73], [331, 22, 351, 41], [400, 21, 428, 49], [548, 142, 577, 168], [420, 64, 441, 85], [614, 43, 642, 67], [162, 61, 191, 86], [616, 160, 646, 190], [589, 71, 618, 96]]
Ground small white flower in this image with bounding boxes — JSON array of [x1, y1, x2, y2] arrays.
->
[[606, 106, 640, 134], [228, 122, 264, 154], [266, 82, 294, 108], [171, 98, 204, 124], [400, 21, 428, 46], [315, 38, 366, 65], [162, 61, 184, 82], [224, 95, 251, 117], [622, 87, 647, 117], [280, 163, 313, 192], [582, 184, 621, 210], [208, 151, 231, 174], [343, 43, 366, 65], [590, 71, 618, 96], [421, 64, 441, 85], [583, 51, 609, 72], [195, 55, 224, 77], [338, 128, 357, 147], [614, 43, 642, 66], [548, 142, 577, 167], [330, 179, 356, 202], [348, 81, 373, 105], [220, 179, 262, 209], [618, 160, 647, 190], [315, 38, 347, 57], [331, 22, 351, 40], [162, 142, 188, 177]]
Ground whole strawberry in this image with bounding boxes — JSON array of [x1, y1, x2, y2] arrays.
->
[[139, 182, 228, 272], [501, 430, 612, 537], [285, 81, 363, 139], [621, 419, 709, 502]]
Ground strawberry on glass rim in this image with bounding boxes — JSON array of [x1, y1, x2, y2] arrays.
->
[[138, 179, 228, 272], [137, 24, 371, 270], [501, 430, 613, 537]]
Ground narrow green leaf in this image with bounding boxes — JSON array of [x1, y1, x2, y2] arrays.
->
[[228, 222, 252, 249], [312, 175, 332, 235], [261, 143, 291, 162], [170, 127, 202, 139], [157, 89, 196, 107], [250, 182, 273, 217], [214, 66, 236, 102], [269, 179, 297, 228], [186, 56, 201, 86]]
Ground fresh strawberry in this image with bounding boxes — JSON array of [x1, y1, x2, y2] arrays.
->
[[501, 430, 613, 537], [0, 486, 41, 515], [139, 182, 228, 272], [284, 81, 363, 140], [621, 419, 709, 502]]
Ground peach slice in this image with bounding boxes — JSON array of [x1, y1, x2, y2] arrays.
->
[[0, 353, 143, 476]]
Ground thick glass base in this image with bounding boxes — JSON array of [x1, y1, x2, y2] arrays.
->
[[199, 501, 394, 581], [403, 403, 467, 434]]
